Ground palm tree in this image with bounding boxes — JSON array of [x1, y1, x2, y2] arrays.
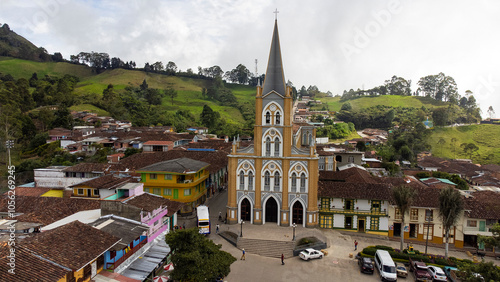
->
[[392, 185, 417, 251], [438, 187, 464, 258]]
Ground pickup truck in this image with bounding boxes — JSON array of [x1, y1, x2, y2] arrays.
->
[[409, 257, 432, 281]]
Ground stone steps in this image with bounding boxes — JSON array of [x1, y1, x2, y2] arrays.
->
[[236, 238, 295, 258]]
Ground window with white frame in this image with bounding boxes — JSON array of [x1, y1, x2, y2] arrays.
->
[[274, 137, 280, 156], [248, 171, 254, 190], [274, 171, 280, 191], [300, 173, 306, 192], [276, 112, 281, 125], [239, 171, 245, 189], [291, 173, 297, 192], [266, 137, 271, 156], [265, 112, 271, 124], [264, 171, 270, 191]]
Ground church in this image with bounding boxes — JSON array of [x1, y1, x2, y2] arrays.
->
[[226, 19, 319, 228]]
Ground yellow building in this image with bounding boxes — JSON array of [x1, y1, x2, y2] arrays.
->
[[137, 157, 210, 214], [227, 19, 319, 228]]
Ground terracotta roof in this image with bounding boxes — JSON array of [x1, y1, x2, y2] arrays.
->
[[465, 191, 500, 219], [88, 130, 193, 143], [63, 163, 124, 173], [21, 221, 120, 270], [124, 193, 185, 216], [120, 150, 228, 174], [143, 141, 173, 145], [0, 244, 71, 282], [5, 187, 51, 197], [319, 167, 377, 183], [0, 196, 101, 225], [70, 174, 137, 189], [481, 164, 500, 172], [318, 181, 392, 200], [89, 216, 148, 250], [138, 158, 209, 174]]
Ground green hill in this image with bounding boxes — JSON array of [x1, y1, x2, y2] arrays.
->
[[428, 124, 500, 164], [313, 95, 448, 112], [0, 23, 52, 61]]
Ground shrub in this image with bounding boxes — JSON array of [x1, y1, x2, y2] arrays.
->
[[375, 245, 394, 251], [362, 247, 377, 256]]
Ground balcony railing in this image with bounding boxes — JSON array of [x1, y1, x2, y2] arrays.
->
[[106, 239, 147, 270], [319, 208, 388, 216]]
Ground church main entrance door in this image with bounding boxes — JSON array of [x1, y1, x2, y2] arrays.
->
[[240, 198, 251, 222], [265, 197, 278, 223], [292, 201, 303, 225]]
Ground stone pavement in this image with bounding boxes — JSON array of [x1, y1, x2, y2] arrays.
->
[[207, 223, 499, 281]]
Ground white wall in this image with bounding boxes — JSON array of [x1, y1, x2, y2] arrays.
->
[[356, 200, 371, 211], [334, 214, 344, 228], [332, 199, 343, 209], [379, 217, 389, 231]]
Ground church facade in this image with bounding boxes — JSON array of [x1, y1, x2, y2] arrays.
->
[[226, 20, 319, 228]]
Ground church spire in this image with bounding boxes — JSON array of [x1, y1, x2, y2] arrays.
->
[[262, 19, 286, 96]]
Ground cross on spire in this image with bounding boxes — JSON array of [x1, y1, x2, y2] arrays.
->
[[274, 8, 279, 20]]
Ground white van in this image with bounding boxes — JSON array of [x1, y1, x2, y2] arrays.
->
[[374, 249, 397, 281]]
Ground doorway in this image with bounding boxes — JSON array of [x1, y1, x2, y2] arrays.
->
[[345, 216, 353, 229], [409, 224, 418, 238], [265, 197, 278, 223], [292, 201, 304, 225], [358, 218, 365, 232], [240, 198, 251, 222], [393, 223, 402, 237]]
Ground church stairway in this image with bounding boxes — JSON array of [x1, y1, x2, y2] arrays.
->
[[236, 237, 295, 258]]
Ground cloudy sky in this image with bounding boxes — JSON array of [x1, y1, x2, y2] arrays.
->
[[1, 0, 499, 116]]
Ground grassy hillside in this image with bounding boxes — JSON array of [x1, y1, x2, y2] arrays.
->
[[0, 56, 255, 125], [428, 124, 500, 164], [314, 95, 448, 112]]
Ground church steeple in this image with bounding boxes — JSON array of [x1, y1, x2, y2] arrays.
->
[[262, 20, 286, 96]]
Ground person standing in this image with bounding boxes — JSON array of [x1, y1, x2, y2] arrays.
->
[[281, 253, 285, 265], [354, 240, 358, 251], [240, 248, 245, 260], [216, 223, 220, 234], [183, 222, 186, 230]]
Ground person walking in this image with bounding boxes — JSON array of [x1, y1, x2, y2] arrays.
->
[[216, 223, 220, 234], [354, 240, 358, 251], [240, 248, 246, 260], [183, 222, 186, 230], [281, 253, 285, 265]]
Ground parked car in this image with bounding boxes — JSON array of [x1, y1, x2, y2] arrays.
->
[[299, 248, 324, 261], [409, 257, 432, 281], [395, 262, 408, 278], [427, 266, 447, 282], [443, 266, 484, 282], [358, 257, 374, 274]]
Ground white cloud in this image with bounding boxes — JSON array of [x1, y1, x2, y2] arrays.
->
[[1, 0, 498, 115]]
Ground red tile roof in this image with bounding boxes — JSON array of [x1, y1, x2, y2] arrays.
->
[[70, 174, 137, 189], [124, 193, 185, 216], [0, 244, 71, 282], [5, 187, 51, 197], [21, 221, 120, 271], [63, 162, 124, 173], [143, 141, 174, 145], [465, 191, 500, 219], [0, 196, 101, 225]]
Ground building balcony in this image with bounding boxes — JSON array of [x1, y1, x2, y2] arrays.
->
[[319, 208, 388, 216], [106, 238, 147, 270]]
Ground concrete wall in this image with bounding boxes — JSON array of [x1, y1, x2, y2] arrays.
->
[[100, 201, 141, 222]]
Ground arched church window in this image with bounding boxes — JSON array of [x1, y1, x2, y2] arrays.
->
[[276, 112, 281, 125], [303, 133, 307, 145], [265, 137, 271, 156], [265, 112, 271, 124], [291, 172, 297, 192], [274, 171, 280, 191], [300, 173, 306, 193], [239, 171, 245, 189], [264, 171, 270, 191], [274, 137, 280, 156], [248, 171, 253, 190]]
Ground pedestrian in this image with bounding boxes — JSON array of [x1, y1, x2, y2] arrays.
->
[[216, 223, 220, 234], [354, 240, 358, 251], [281, 253, 285, 265], [240, 248, 245, 260], [183, 222, 186, 230]]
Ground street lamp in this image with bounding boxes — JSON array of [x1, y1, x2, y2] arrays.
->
[[5, 140, 14, 167], [240, 221, 244, 237], [292, 223, 297, 241]]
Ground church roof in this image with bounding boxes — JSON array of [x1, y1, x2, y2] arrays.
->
[[262, 20, 286, 96]]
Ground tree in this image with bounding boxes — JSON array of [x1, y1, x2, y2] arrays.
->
[[200, 105, 220, 129], [165, 228, 236, 281], [487, 106, 495, 119], [456, 260, 500, 281], [165, 86, 177, 106], [450, 137, 457, 159], [385, 75, 412, 96], [356, 141, 366, 152], [165, 61, 178, 75], [392, 185, 417, 251], [340, 102, 352, 111], [438, 187, 464, 258], [478, 223, 500, 257], [460, 143, 479, 160], [437, 137, 446, 156]]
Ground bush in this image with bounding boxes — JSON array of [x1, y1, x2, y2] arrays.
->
[[362, 247, 377, 256], [375, 245, 394, 251]]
